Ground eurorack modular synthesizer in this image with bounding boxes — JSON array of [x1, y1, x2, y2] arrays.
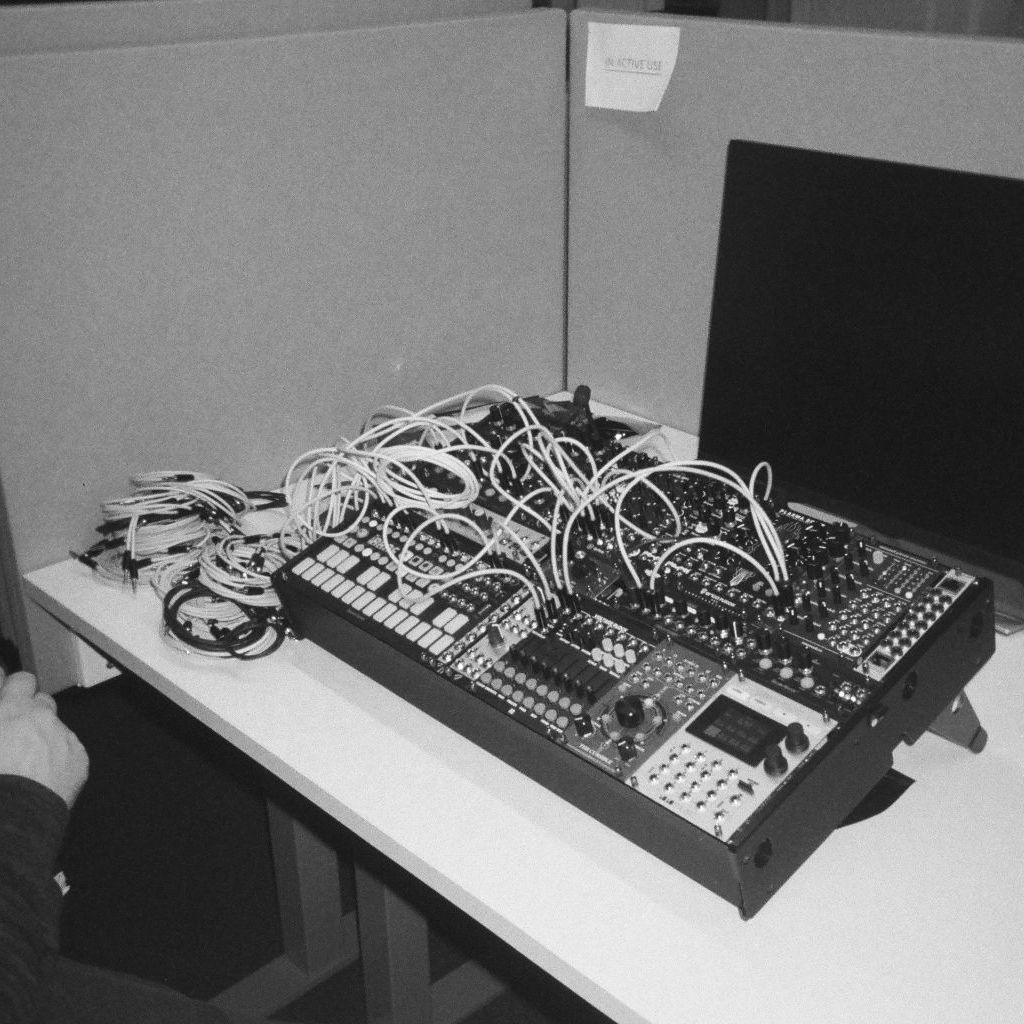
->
[[273, 385, 995, 917]]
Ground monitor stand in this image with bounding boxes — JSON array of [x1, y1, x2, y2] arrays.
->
[[928, 692, 988, 754]]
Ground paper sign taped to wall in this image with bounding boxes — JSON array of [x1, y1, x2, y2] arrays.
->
[[585, 22, 680, 112]]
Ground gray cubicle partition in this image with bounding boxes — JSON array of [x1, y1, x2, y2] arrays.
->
[[0, 8, 568, 686], [566, 10, 1024, 434], [0, 0, 532, 55]]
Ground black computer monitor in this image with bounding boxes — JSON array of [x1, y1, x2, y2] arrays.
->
[[698, 140, 1024, 629]]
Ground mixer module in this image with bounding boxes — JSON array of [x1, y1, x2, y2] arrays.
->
[[273, 386, 994, 916]]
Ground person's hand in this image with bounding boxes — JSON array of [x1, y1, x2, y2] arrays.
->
[[0, 669, 89, 808]]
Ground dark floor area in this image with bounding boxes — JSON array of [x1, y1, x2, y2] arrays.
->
[[54, 677, 283, 998], [52, 676, 614, 1024]]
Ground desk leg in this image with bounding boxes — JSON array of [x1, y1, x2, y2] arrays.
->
[[212, 798, 359, 1015], [353, 850, 504, 1024], [354, 855, 432, 1024]]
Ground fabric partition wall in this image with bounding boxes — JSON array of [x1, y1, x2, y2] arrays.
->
[[0, 0, 533, 55], [0, 8, 568, 686]]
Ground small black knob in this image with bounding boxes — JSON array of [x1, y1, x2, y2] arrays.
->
[[763, 744, 789, 777], [805, 549, 827, 579], [572, 383, 592, 412], [785, 721, 809, 754], [774, 583, 796, 615], [614, 695, 645, 730], [775, 634, 792, 663], [856, 539, 870, 576], [573, 713, 594, 738], [826, 526, 850, 558]]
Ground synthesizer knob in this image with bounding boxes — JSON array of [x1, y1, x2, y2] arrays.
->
[[856, 539, 870, 576], [805, 550, 827, 579], [826, 524, 851, 558], [763, 745, 789, 778], [773, 583, 796, 616], [795, 647, 814, 673], [617, 736, 638, 762], [573, 713, 595, 738], [775, 634, 792, 663], [784, 721, 810, 754], [614, 695, 645, 730]]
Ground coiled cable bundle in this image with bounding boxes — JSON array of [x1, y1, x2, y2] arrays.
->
[[75, 472, 290, 659], [157, 570, 288, 660], [197, 533, 287, 608], [74, 472, 248, 588]]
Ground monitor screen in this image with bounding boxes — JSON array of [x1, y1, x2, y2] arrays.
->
[[698, 140, 1024, 584]]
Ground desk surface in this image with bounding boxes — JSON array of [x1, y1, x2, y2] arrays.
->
[[26, 492, 1024, 1024]]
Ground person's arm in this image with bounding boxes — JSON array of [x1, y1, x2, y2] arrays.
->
[[0, 775, 70, 1023], [0, 671, 89, 1023]]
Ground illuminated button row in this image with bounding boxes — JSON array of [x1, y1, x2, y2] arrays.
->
[[476, 664, 579, 731], [293, 549, 469, 656]]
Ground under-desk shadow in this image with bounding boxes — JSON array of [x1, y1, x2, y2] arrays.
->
[[54, 674, 613, 1024]]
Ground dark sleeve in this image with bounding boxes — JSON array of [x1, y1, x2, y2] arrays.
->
[[0, 775, 69, 1024]]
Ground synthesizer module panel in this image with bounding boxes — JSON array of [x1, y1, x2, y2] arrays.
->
[[273, 388, 995, 917]]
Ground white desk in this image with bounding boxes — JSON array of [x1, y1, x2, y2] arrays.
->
[[25, 530, 1024, 1024]]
